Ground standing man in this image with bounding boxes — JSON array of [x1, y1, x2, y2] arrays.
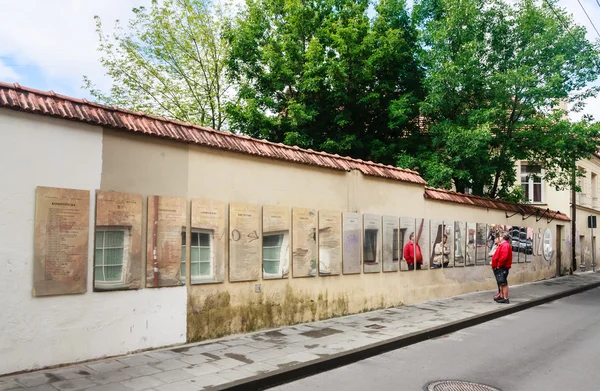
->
[[491, 233, 512, 304], [404, 233, 423, 270]]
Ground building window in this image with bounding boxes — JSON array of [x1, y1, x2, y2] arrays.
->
[[181, 230, 213, 281], [363, 229, 378, 264], [577, 167, 586, 206], [263, 233, 289, 277], [520, 164, 543, 203], [95, 228, 128, 287], [392, 228, 399, 261]]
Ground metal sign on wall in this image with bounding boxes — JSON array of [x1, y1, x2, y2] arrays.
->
[[543, 228, 553, 261]]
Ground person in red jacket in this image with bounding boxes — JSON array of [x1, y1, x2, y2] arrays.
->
[[404, 233, 423, 270], [491, 233, 512, 304]]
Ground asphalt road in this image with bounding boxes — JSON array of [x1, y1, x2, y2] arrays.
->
[[271, 287, 600, 391]]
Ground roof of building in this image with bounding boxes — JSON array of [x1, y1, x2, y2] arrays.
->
[[0, 82, 426, 185], [424, 187, 570, 221]]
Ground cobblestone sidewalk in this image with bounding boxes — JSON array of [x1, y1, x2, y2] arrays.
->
[[2, 272, 599, 391]]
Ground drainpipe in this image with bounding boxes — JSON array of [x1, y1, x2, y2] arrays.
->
[[153, 195, 159, 287], [571, 168, 577, 273]]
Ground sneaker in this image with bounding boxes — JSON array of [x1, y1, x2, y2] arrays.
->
[[493, 296, 503, 302], [497, 298, 510, 304]]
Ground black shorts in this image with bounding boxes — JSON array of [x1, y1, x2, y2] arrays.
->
[[494, 267, 509, 286]]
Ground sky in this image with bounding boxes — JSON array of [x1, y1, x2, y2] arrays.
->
[[0, 0, 598, 121]]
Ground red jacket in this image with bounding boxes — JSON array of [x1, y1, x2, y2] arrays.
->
[[403, 241, 423, 265], [492, 240, 512, 269]]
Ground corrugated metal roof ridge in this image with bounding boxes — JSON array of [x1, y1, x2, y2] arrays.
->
[[424, 187, 570, 221], [0, 81, 426, 185]]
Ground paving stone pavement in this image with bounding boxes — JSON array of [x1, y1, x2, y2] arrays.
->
[[1, 272, 599, 391]]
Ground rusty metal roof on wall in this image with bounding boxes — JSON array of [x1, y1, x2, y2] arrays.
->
[[0, 82, 426, 185], [424, 187, 570, 221]]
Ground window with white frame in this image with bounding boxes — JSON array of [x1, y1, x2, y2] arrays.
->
[[263, 232, 289, 277], [520, 164, 543, 203], [95, 227, 129, 288], [577, 167, 585, 206], [181, 230, 213, 281]]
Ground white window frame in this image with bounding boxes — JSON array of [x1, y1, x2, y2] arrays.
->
[[520, 163, 544, 204], [181, 229, 215, 283], [94, 226, 130, 289], [262, 231, 290, 279]]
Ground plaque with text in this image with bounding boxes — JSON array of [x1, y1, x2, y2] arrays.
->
[[343, 212, 361, 274], [454, 221, 467, 267], [34, 186, 90, 297], [382, 216, 399, 272], [95, 191, 142, 290], [363, 214, 382, 273], [475, 223, 488, 266], [465, 222, 476, 266], [399, 217, 414, 271], [415, 218, 430, 270], [191, 199, 227, 284], [430, 220, 445, 269], [319, 210, 342, 276], [292, 208, 317, 278], [262, 205, 290, 279], [146, 196, 187, 287], [229, 203, 261, 282]]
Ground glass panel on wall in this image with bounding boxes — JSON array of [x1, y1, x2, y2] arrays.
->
[[382, 216, 399, 272], [525, 227, 534, 262], [400, 217, 414, 271], [415, 218, 429, 270], [465, 222, 476, 266], [454, 221, 466, 267], [475, 224, 487, 266], [443, 221, 454, 268], [487, 225, 503, 265], [363, 214, 382, 273], [431, 221, 450, 269]]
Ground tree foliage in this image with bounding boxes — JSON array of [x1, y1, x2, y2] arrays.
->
[[84, 0, 231, 129], [405, 0, 600, 197], [225, 0, 423, 164], [86, 0, 600, 201]]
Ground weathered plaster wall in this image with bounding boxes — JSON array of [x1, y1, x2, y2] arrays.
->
[[0, 112, 186, 376], [99, 131, 564, 344]]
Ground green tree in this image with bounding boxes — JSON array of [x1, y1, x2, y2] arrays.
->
[[404, 0, 600, 198], [226, 0, 423, 164], [84, 0, 232, 129]]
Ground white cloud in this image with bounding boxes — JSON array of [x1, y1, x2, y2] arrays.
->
[[0, 0, 151, 96], [0, 59, 19, 81], [0, 0, 598, 120], [556, 0, 600, 121]]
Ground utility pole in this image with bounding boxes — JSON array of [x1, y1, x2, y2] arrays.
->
[[571, 167, 577, 273]]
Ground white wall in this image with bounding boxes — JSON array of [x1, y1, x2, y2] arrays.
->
[[0, 109, 187, 376]]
